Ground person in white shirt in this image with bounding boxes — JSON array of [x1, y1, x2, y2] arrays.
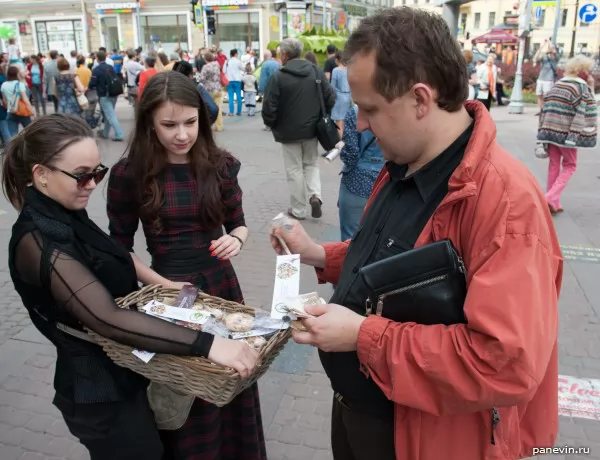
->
[[7, 38, 20, 64], [68, 50, 78, 73], [225, 49, 244, 116], [241, 47, 252, 68], [93, 47, 114, 69], [125, 50, 144, 103]]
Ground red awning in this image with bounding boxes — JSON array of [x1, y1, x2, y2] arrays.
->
[[471, 29, 518, 45]]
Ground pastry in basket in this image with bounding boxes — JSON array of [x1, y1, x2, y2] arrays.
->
[[224, 312, 255, 332], [205, 306, 225, 321], [244, 335, 267, 351]]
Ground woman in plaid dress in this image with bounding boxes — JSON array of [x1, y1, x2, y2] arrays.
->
[[106, 71, 266, 460]]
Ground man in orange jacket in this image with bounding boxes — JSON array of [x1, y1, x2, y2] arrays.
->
[[270, 7, 562, 460]]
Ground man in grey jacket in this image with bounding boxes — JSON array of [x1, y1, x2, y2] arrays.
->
[[262, 38, 335, 220], [43, 50, 60, 112]]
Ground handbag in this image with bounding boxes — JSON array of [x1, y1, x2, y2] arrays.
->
[[359, 239, 467, 325], [10, 82, 33, 117], [147, 382, 195, 430], [220, 70, 229, 88], [312, 67, 340, 151], [72, 77, 89, 109]]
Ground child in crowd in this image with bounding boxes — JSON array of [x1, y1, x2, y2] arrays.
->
[[242, 63, 258, 116]]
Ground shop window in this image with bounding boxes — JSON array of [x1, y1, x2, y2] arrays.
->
[[35, 20, 84, 57], [532, 43, 540, 54], [211, 12, 259, 55], [101, 16, 120, 51], [474, 13, 481, 29], [538, 9, 545, 27], [141, 15, 189, 54], [488, 12, 496, 29], [561, 9, 568, 26]]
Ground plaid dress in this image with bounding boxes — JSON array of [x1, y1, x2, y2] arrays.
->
[[107, 154, 267, 460]]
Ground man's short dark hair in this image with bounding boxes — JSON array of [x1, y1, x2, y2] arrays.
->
[[327, 44, 336, 55], [97, 50, 107, 62], [99, 47, 107, 53], [230, 49, 238, 58], [343, 7, 468, 112], [50, 50, 58, 60], [70, 50, 77, 57], [145, 56, 156, 68], [112, 49, 118, 53]]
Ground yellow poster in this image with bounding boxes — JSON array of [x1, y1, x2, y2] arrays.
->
[[270, 15, 280, 33]]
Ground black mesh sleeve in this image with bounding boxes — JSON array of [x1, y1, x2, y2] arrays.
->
[[14, 231, 214, 357]]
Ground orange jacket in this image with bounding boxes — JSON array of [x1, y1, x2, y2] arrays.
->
[[316, 101, 562, 459], [138, 68, 158, 101]]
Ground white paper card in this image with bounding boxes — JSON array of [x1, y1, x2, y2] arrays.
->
[[140, 300, 211, 324], [132, 349, 155, 363], [271, 254, 301, 319], [478, 89, 489, 100]]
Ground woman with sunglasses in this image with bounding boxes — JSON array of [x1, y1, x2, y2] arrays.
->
[[107, 71, 266, 460], [2, 113, 259, 460]]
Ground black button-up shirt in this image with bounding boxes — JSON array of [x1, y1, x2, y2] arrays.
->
[[320, 121, 474, 417]]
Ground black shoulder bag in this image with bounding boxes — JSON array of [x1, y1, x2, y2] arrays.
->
[[312, 67, 340, 151]]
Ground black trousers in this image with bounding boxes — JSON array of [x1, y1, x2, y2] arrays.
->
[[57, 390, 163, 460], [331, 396, 396, 460]]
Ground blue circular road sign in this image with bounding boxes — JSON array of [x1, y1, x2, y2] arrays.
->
[[579, 4, 598, 23]]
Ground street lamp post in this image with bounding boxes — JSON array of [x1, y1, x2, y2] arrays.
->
[[508, 0, 533, 115]]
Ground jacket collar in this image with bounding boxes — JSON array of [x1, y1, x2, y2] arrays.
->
[[442, 101, 497, 202], [24, 187, 129, 260]]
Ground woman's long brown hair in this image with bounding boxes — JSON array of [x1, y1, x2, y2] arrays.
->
[[126, 71, 227, 232]]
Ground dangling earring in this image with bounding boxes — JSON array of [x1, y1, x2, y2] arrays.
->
[[41, 182, 47, 188]]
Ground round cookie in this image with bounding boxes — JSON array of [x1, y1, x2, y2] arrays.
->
[[224, 312, 254, 332]]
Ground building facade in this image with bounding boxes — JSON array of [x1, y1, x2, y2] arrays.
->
[[0, 0, 391, 59], [394, 0, 600, 57]]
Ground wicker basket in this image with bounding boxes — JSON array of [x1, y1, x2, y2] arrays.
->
[[87, 284, 292, 407]]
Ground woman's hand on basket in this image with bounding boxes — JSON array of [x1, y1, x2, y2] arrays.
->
[[208, 335, 259, 379], [164, 281, 193, 290]]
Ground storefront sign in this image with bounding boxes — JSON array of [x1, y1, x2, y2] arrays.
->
[[344, 3, 367, 17], [46, 21, 74, 32], [203, 0, 249, 6], [558, 375, 600, 420], [194, 5, 203, 26], [96, 3, 138, 13]]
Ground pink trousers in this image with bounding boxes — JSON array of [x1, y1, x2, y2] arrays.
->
[[546, 144, 578, 210]]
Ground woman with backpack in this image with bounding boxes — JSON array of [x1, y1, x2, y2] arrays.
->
[[537, 55, 597, 215]]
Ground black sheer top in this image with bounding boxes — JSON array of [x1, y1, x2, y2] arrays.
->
[[8, 187, 214, 404]]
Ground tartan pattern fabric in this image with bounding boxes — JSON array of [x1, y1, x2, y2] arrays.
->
[[107, 155, 266, 459], [537, 77, 598, 149]]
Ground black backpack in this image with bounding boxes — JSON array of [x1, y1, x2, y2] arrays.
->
[[105, 66, 124, 97]]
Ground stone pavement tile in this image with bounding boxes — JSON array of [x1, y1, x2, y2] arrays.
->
[[0, 445, 24, 460]]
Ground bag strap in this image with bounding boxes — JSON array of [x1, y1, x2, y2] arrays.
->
[[312, 66, 327, 118]]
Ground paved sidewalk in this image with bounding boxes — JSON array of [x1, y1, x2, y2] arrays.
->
[[0, 101, 599, 460]]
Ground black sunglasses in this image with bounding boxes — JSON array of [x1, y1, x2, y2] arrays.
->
[[48, 164, 109, 188]]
